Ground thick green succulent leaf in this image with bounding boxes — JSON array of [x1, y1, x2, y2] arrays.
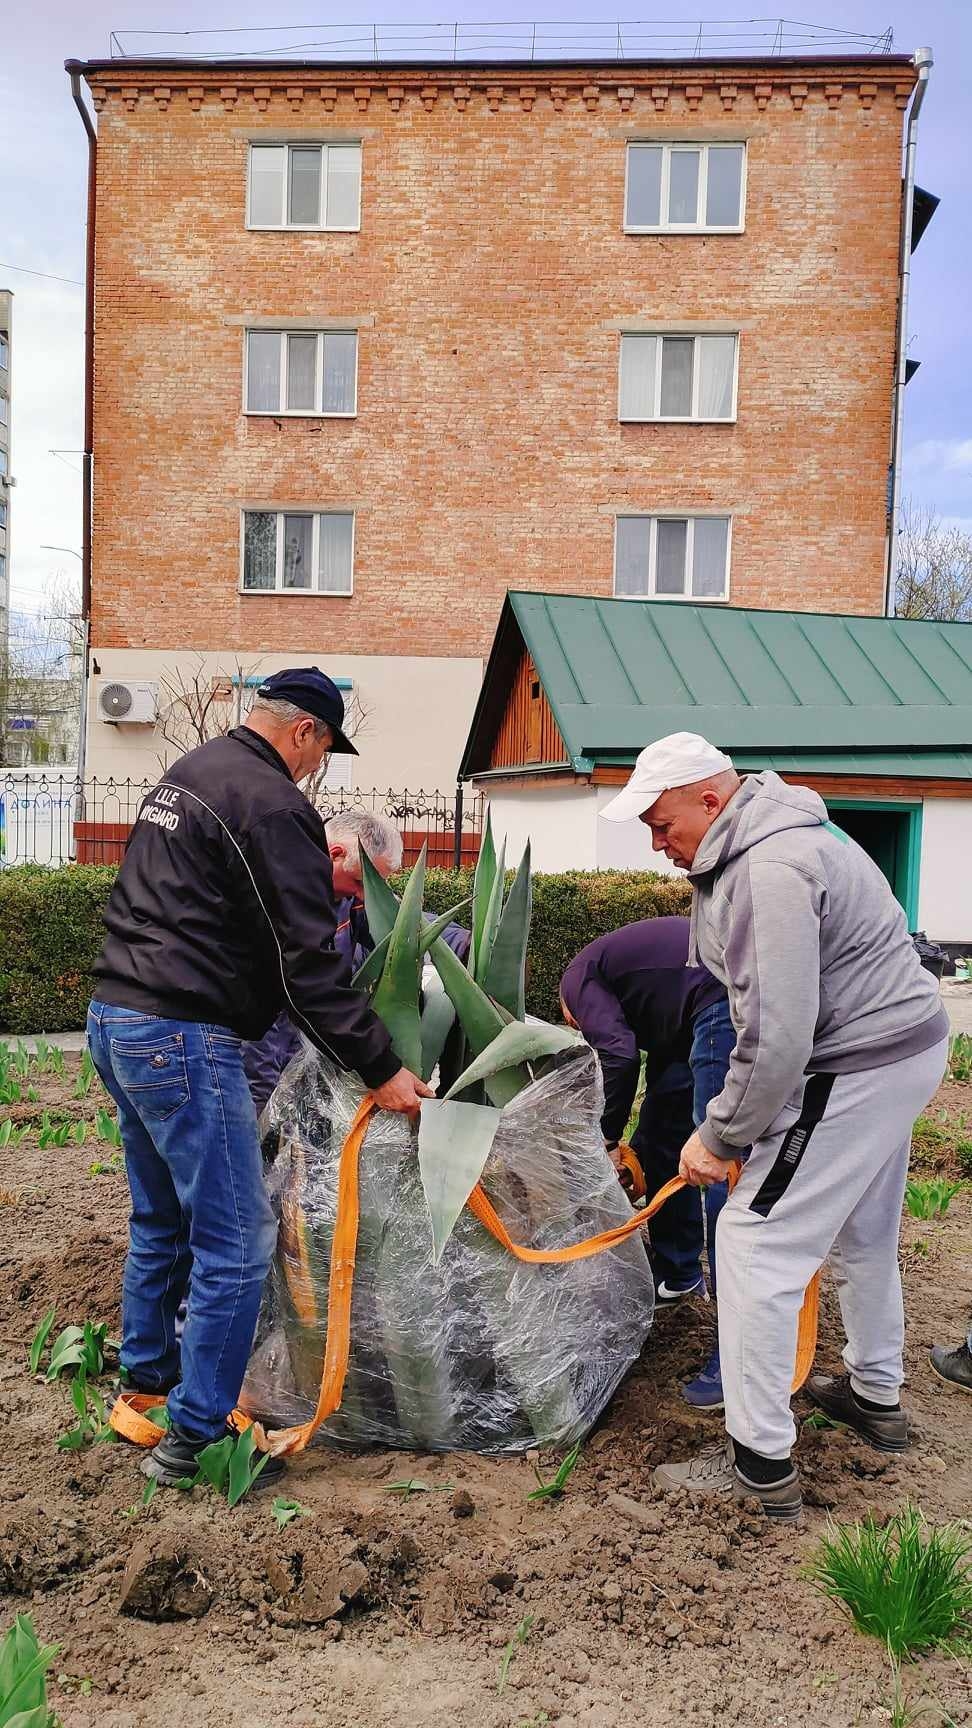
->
[[483, 841, 531, 1018], [351, 932, 391, 994], [420, 898, 472, 954], [350, 899, 470, 999], [444, 1020, 583, 1107], [359, 846, 400, 946], [469, 808, 496, 977], [371, 846, 427, 1074], [418, 1098, 503, 1262], [474, 838, 506, 987], [419, 974, 458, 1084], [429, 935, 508, 1057]]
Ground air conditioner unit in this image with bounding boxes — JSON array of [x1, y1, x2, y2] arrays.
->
[[97, 680, 159, 725]]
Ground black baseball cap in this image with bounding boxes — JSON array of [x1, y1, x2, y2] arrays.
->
[[255, 666, 358, 755]]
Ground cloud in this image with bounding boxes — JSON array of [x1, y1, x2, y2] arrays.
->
[[906, 437, 972, 476]]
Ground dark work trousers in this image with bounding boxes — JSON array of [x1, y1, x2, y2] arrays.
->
[[630, 1062, 703, 1288]]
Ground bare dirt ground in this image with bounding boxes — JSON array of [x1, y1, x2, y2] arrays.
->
[[1, 1054, 970, 1728]]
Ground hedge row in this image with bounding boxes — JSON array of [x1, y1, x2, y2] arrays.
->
[[0, 862, 691, 1034], [415, 868, 691, 1023]]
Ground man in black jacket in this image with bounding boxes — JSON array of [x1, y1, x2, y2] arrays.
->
[[88, 667, 430, 1484]]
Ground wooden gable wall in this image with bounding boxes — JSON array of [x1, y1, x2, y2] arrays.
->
[[489, 649, 569, 770]]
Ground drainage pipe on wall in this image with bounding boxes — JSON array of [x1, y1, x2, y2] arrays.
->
[[885, 46, 933, 617], [66, 61, 97, 780]]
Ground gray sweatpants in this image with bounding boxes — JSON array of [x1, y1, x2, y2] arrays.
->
[[716, 1037, 948, 1459]]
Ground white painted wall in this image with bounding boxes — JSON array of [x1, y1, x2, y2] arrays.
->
[[483, 783, 601, 871], [917, 799, 972, 941], [84, 648, 484, 791]]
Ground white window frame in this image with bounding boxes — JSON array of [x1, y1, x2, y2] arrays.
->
[[0, 394, 7, 426], [0, 334, 8, 369], [613, 514, 732, 603], [246, 142, 362, 232], [618, 332, 739, 424], [239, 509, 355, 596], [624, 142, 747, 234], [243, 329, 358, 417]]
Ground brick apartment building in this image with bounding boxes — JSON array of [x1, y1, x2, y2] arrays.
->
[[74, 50, 921, 790]]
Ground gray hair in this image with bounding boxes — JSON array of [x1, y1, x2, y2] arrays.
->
[[325, 809, 403, 872], [249, 694, 330, 740]]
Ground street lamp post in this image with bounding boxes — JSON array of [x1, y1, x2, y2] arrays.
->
[[40, 544, 87, 785]]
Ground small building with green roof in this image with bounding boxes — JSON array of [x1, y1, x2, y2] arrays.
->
[[459, 591, 972, 941]]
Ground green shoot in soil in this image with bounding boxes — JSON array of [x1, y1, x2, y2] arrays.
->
[[497, 1614, 534, 1695], [271, 1496, 310, 1531], [803, 1409, 840, 1432], [57, 1373, 116, 1451], [95, 1107, 123, 1148], [947, 1033, 972, 1085], [194, 1427, 270, 1507], [528, 1444, 582, 1502], [808, 1504, 972, 1659], [45, 1321, 109, 1382], [0, 1610, 60, 1726], [0, 1119, 30, 1149], [28, 1305, 57, 1374], [905, 1177, 965, 1220], [88, 1154, 123, 1177], [74, 1049, 97, 1099], [122, 1478, 159, 1520]]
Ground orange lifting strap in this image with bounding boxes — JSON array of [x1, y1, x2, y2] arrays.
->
[[112, 1093, 820, 1457]]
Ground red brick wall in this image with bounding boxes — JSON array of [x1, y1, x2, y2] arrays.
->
[[86, 61, 914, 655]]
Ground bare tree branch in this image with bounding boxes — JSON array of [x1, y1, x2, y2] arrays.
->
[[895, 499, 972, 622]]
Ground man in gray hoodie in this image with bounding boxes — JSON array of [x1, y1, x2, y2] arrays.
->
[[601, 733, 949, 1520]]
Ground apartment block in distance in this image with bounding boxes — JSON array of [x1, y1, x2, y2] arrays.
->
[[73, 47, 922, 788]]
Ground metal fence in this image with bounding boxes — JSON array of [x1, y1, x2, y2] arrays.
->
[[0, 774, 485, 871], [108, 20, 897, 62]]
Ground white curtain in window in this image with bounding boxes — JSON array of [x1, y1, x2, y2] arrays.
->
[[248, 146, 285, 225], [323, 332, 358, 413], [289, 148, 321, 225], [626, 145, 662, 226], [697, 337, 736, 420], [706, 147, 744, 226], [614, 518, 651, 596], [286, 335, 318, 411], [668, 150, 700, 223], [692, 518, 730, 597], [619, 336, 657, 420], [660, 339, 694, 417], [283, 514, 313, 588], [246, 333, 281, 412], [325, 146, 362, 228], [319, 513, 354, 593]]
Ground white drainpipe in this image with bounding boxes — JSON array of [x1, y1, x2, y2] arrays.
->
[[885, 45, 933, 616]]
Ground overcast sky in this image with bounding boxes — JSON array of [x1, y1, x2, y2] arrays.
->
[[1, 0, 969, 615]]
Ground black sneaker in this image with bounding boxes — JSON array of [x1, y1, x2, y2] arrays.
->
[[806, 1372, 909, 1453], [929, 1341, 972, 1394], [106, 1369, 179, 1415], [141, 1421, 287, 1488]]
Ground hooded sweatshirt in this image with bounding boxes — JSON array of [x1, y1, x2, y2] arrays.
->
[[688, 771, 948, 1159]]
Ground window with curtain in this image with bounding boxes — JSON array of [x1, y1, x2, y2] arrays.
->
[[242, 511, 354, 595], [614, 515, 731, 601], [625, 143, 745, 231], [619, 333, 737, 422], [247, 143, 362, 230], [245, 330, 358, 415]]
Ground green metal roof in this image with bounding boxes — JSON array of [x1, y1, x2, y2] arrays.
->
[[460, 593, 972, 779]]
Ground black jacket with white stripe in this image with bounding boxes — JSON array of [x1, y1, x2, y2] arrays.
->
[[92, 726, 401, 1090]]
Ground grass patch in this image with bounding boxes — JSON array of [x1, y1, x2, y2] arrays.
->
[[910, 1111, 972, 1178], [808, 1505, 972, 1660]]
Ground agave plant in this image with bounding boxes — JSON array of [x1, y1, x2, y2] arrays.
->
[[357, 818, 581, 1258], [245, 814, 654, 1453]]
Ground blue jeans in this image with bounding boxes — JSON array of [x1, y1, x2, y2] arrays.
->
[[631, 1063, 703, 1287], [690, 998, 740, 1295], [87, 1002, 277, 1441]]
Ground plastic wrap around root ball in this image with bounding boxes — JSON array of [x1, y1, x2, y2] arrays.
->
[[242, 1042, 655, 1454]]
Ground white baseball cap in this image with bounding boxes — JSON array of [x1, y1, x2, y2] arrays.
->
[[599, 732, 734, 824]]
